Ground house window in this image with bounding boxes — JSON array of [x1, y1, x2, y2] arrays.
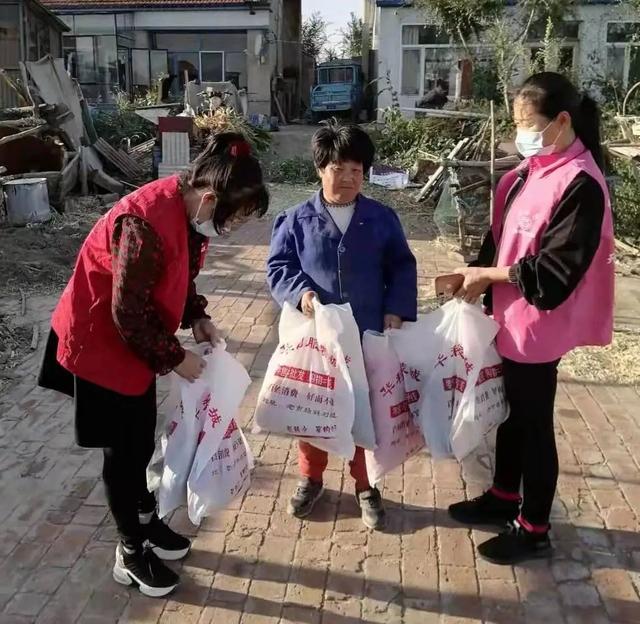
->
[[607, 22, 640, 89], [129, 48, 168, 87], [0, 5, 20, 68], [200, 51, 225, 82], [527, 21, 579, 74], [400, 24, 454, 97], [64, 34, 118, 100], [318, 67, 354, 84]]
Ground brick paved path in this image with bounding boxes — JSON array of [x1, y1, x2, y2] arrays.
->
[[1, 216, 639, 624]]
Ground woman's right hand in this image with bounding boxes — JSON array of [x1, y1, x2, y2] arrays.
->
[[300, 291, 318, 317], [174, 349, 206, 383]]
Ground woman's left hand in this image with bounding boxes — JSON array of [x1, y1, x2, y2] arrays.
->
[[192, 319, 222, 345], [453, 267, 493, 303], [384, 314, 402, 330]]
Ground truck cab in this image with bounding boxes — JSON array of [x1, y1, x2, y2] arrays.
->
[[310, 60, 363, 123]]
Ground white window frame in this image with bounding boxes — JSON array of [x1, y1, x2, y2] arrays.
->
[[400, 23, 455, 97], [199, 50, 225, 82], [606, 21, 640, 90]]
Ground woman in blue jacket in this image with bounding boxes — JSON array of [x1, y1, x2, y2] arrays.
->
[[267, 121, 417, 530]]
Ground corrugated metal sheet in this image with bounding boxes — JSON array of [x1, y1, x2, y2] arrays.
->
[[160, 132, 189, 166]]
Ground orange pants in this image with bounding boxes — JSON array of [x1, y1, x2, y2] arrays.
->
[[298, 440, 370, 492]]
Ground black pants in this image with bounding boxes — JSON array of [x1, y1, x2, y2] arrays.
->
[[39, 330, 158, 549], [102, 389, 158, 549], [493, 357, 560, 526]]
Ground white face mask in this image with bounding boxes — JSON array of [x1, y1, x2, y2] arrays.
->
[[190, 196, 218, 238], [515, 119, 561, 158]]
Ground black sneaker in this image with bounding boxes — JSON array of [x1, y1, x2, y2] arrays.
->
[[357, 487, 386, 531], [449, 490, 519, 527], [477, 520, 552, 565], [142, 513, 191, 561], [287, 478, 324, 518], [112, 542, 179, 597]]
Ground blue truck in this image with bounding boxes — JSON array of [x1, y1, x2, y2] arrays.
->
[[309, 60, 363, 123]]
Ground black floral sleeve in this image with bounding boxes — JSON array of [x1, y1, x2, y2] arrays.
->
[[111, 215, 185, 375]]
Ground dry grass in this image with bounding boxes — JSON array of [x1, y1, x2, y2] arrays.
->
[[560, 330, 640, 387]]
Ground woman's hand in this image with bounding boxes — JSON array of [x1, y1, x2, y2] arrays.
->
[[192, 319, 222, 345], [301, 291, 318, 317], [453, 267, 494, 303], [384, 314, 402, 330], [174, 350, 206, 383]]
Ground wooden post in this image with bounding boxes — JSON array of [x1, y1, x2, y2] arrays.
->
[[490, 100, 496, 226]]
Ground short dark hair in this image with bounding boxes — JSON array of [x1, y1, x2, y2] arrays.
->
[[312, 119, 375, 173], [181, 131, 269, 233]]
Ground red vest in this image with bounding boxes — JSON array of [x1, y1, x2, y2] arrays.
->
[[52, 176, 190, 395]]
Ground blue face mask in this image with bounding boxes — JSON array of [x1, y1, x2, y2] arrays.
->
[[515, 118, 562, 158]]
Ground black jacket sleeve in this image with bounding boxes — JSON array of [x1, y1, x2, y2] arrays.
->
[[513, 171, 605, 311]]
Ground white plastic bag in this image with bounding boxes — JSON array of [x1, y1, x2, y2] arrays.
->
[[324, 302, 375, 450], [157, 377, 203, 519], [187, 419, 254, 525], [450, 342, 508, 461], [156, 343, 252, 521], [362, 331, 425, 484], [253, 301, 355, 459], [387, 317, 433, 422], [419, 300, 500, 457]]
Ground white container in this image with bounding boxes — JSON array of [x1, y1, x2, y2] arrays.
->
[[3, 178, 51, 226]]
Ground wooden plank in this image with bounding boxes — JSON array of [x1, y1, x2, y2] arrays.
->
[[414, 138, 470, 202], [400, 106, 489, 120], [0, 124, 46, 146], [129, 138, 156, 158], [94, 138, 144, 179]]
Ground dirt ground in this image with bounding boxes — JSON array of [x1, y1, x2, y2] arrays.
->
[[0, 200, 104, 386]]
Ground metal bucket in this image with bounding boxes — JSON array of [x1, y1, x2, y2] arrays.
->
[[3, 178, 51, 226]]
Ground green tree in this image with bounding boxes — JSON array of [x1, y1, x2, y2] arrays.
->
[[302, 12, 329, 63], [323, 47, 340, 62], [413, 0, 504, 54], [339, 12, 365, 59]]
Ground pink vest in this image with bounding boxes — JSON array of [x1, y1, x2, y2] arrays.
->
[[491, 139, 614, 363]]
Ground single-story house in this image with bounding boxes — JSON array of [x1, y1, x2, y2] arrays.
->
[[39, 0, 302, 116], [364, 0, 640, 117], [0, 0, 69, 107]]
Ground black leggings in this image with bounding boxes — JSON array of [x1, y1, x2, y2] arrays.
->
[[493, 357, 560, 526], [38, 330, 158, 548], [101, 386, 158, 550]]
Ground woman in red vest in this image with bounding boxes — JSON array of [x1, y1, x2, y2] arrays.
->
[[38, 132, 268, 597]]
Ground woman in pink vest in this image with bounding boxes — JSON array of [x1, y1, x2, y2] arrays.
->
[[448, 72, 614, 565], [38, 132, 268, 596]]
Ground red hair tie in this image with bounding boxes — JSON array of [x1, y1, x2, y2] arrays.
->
[[229, 140, 251, 158]]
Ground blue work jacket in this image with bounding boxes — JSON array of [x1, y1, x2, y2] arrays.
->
[[267, 192, 417, 334]]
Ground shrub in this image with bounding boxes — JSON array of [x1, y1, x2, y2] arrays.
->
[[268, 157, 318, 184], [194, 107, 271, 154], [92, 90, 156, 148]]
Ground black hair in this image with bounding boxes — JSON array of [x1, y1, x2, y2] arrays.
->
[[312, 119, 375, 173], [181, 131, 269, 233], [516, 72, 604, 170]]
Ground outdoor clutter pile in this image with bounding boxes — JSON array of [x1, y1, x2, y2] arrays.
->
[[413, 115, 520, 256], [154, 299, 508, 526], [0, 57, 155, 226]]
